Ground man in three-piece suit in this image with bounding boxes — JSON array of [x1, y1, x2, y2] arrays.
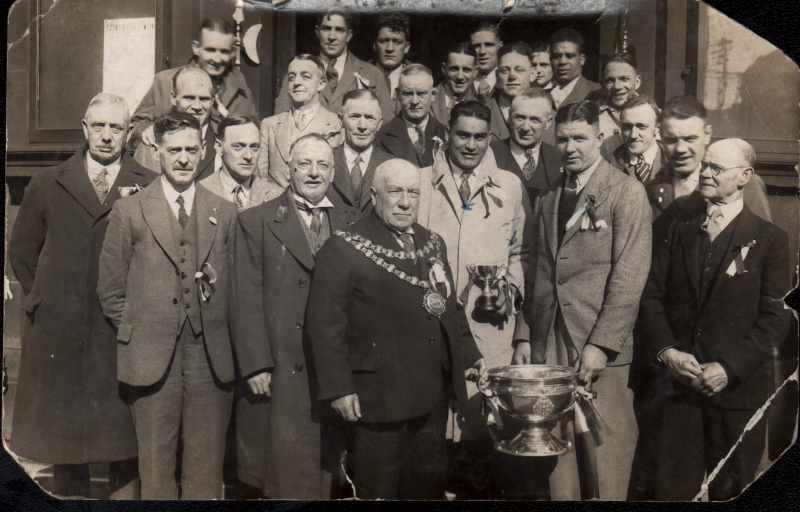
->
[[274, 11, 394, 123], [646, 96, 771, 222], [376, 64, 447, 168], [257, 54, 343, 190], [306, 158, 484, 499], [513, 100, 651, 500], [9, 93, 154, 498], [431, 42, 478, 127], [134, 66, 219, 181], [635, 138, 791, 500], [607, 95, 665, 184], [98, 111, 237, 499], [331, 89, 392, 224], [490, 89, 562, 204], [548, 29, 601, 110], [232, 134, 348, 498], [199, 115, 272, 210], [129, 17, 257, 152]]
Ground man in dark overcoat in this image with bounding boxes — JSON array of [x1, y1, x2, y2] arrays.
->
[[635, 138, 791, 500], [231, 134, 349, 498], [9, 93, 155, 498], [306, 158, 484, 499]]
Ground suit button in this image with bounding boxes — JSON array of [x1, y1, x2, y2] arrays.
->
[[298, 279, 307, 287], [562, 302, 572, 307], [172, 298, 178, 305], [180, 241, 186, 247], [428, 337, 436, 344], [180, 258, 186, 263], [371, 341, 377, 348], [696, 329, 703, 336], [296, 322, 303, 329], [181, 272, 187, 279]]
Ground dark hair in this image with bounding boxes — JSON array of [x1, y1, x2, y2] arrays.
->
[[216, 115, 259, 140], [605, 50, 638, 71], [469, 21, 501, 40], [620, 94, 661, 118], [661, 95, 707, 122], [375, 13, 410, 39], [449, 100, 491, 130], [196, 18, 235, 40], [154, 110, 201, 144], [549, 28, 586, 54], [171, 66, 212, 94], [555, 100, 599, 127], [497, 41, 533, 62], [341, 88, 380, 107], [292, 53, 326, 75], [444, 41, 477, 61], [316, 9, 354, 31], [513, 87, 557, 112], [530, 40, 550, 54]]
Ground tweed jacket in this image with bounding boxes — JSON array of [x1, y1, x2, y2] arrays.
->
[[526, 158, 652, 365], [551, 75, 602, 108], [97, 180, 237, 386], [255, 105, 343, 189]]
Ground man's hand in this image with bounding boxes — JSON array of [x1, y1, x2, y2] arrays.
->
[[331, 393, 362, 422], [578, 344, 608, 389], [661, 348, 703, 387], [465, 357, 486, 384], [141, 125, 156, 148], [699, 362, 729, 397], [247, 371, 272, 396], [512, 341, 531, 365]]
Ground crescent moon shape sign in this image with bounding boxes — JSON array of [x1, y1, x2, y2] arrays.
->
[[242, 24, 261, 65]]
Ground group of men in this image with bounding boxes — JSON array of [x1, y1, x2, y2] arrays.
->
[[7, 9, 792, 503]]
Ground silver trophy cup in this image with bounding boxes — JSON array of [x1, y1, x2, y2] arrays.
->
[[479, 364, 578, 457]]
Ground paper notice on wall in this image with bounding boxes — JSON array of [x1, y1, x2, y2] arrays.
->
[[102, 18, 156, 114]]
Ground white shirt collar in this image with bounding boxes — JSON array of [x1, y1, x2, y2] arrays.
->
[[564, 155, 602, 194], [332, 50, 348, 80], [641, 142, 660, 167], [550, 75, 581, 106], [344, 143, 373, 175], [405, 115, 429, 141], [292, 99, 320, 118], [160, 175, 196, 220], [707, 197, 744, 233], [86, 151, 122, 185], [510, 141, 541, 171], [219, 162, 253, 193]]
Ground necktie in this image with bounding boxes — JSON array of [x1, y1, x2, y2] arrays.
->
[[232, 185, 247, 210], [399, 232, 416, 256], [92, 168, 109, 203], [176, 194, 189, 229], [701, 205, 724, 242], [522, 148, 537, 182], [351, 155, 363, 196], [413, 124, 426, 160], [459, 173, 472, 207], [295, 200, 330, 252], [631, 154, 652, 183], [477, 77, 492, 98], [558, 173, 579, 240], [325, 60, 339, 94]]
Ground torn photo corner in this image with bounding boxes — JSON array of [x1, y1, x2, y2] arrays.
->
[[3, 0, 799, 504]]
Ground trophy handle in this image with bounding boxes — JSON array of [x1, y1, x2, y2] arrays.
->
[[481, 393, 505, 431]]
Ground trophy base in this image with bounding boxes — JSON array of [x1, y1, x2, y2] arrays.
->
[[494, 428, 571, 457]]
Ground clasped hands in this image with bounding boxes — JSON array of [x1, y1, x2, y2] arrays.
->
[[661, 348, 729, 397], [331, 358, 487, 422]]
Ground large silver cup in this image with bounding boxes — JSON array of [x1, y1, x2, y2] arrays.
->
[[479, 364, 577, 457]]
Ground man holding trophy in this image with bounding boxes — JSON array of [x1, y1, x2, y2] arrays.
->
[[416, 100, 531, 496], [513, 100, 651, 500]]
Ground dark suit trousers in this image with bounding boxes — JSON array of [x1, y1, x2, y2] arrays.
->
[[127, 322, 233, 499], [654, 394, 765, 500], [349, 399, 449, 499]]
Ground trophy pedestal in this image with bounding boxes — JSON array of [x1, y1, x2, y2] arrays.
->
[[495, 427, 571, 457]]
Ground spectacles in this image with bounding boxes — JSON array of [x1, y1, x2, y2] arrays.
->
[[700, 163, 749, 177]]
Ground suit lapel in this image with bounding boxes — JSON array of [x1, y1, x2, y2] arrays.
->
[[56, 153, 105, 219], [195, 186, 219, 265], [360, 149, 386, 209], [560, 161, 612, 247], [704, 208, 760, 307], [332, 54, 357, 106], [142, 181, 180, 266], [268, 192, 315, 271], [274, 113, 294, 165], [386, 118, 415, 164], [541, 186, 560, 260]]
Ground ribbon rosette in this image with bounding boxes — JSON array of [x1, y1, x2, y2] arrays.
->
[[428, 257, 452, 299], [581, 194, 608, 231], [118, 184, 143, 197], [195, 262, 218, 302], [354, 72, 371, 89], [726, 239, 757, 277]]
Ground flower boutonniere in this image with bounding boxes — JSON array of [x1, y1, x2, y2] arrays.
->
[[209, 207, 218, 225], [275, 204, 288, 223], [195, 262, 218, 302], [354, 72, 372, 89], [726, 239, 757, 277], [118, 184, 143, 197], [580, 194, 608, 231]]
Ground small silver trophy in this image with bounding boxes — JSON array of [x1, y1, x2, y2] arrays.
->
[[466, 264, 511, 325]]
